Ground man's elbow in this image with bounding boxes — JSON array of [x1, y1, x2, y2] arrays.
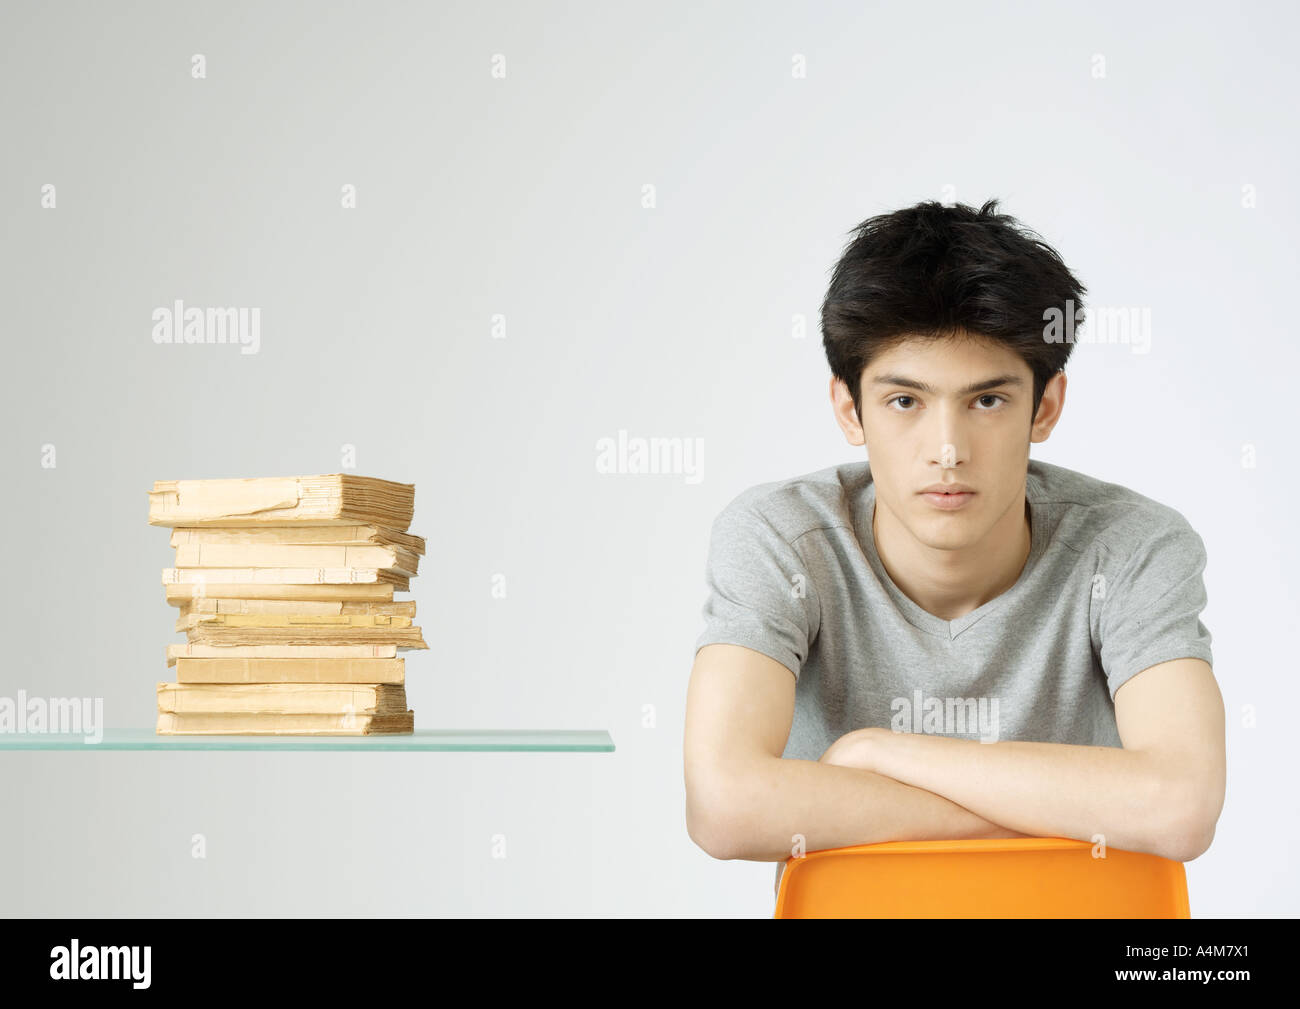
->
[[685, 765, 758, 861], [1159, 820, 1213, 863], [1158, 785, 1222, 863], [1173, 806, 1220, 862], [686, 789, 745, 860], [687, 806, 736, 860]]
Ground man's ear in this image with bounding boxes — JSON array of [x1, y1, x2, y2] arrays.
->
[[1030, 370, 1067, 444], [830, 375, 866, 447]]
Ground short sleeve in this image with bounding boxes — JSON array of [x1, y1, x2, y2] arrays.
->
[[694, 500, 821, 680], [1097, 513, 1214, 700]]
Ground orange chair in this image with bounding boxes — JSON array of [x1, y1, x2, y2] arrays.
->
[[774, 837, 1190, 918]]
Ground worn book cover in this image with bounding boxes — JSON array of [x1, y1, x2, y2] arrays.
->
[[148, 474, 414, 529], [156, 710, 416, 735], [157, 682, 408, 714], [175, 656, 406, 684], [170, 524, 426, 555]]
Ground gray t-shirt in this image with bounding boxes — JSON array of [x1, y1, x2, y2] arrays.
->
[[694, 458, 1214, 765]]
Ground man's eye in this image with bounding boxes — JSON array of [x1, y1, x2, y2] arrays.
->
[[887, 394, 1006, 411]]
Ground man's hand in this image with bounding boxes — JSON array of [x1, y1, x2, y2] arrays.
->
[[817, 727, 880, 770], [819, 726, 1030, 843]]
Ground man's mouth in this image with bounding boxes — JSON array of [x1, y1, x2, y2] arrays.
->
[[919, 488, 976, 510]]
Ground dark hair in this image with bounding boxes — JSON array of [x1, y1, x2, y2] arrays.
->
[[820, 198, 1086, 423]]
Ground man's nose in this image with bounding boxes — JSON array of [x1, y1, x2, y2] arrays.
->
[[927, 407, 967, 468]]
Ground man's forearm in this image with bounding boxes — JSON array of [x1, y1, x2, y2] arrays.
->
[[712, 754, 1026, 862], [856, 728, 1195, 861]]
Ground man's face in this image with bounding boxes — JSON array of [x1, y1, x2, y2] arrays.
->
[[855, 333, 1037, 552]]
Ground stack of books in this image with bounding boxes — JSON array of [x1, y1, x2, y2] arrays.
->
[[148, 474, 427, 735]]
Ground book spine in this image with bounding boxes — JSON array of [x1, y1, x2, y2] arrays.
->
[[157, 682, 407, 714], [175, 657, 406, 683], [156, 710, 415, 734]]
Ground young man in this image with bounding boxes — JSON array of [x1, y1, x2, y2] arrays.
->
[[683, 199, 1225, 898]]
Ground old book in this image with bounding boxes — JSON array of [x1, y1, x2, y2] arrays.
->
[[166, 643, 398, 667], [178, 598, 415, 617], [164, 583, 396, 604], [172, 543, 419, 576], [176, 612, 413, 633], [179, 612, 411, 626], [171, 525, 426, 555], [178, 612, 411, 627], [175, 600, 415, 627], [148, 474, 415, 529], [176, 656, 406, 684], [157, 682, 408, 714], [162, 567, 409, 589], [156, 710, 415, 735], [183, 623, 427, 647]]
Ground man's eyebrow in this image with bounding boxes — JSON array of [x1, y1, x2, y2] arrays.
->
[[869, 373, 1025, 396]]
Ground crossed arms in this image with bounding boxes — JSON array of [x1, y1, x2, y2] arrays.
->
[[683, 644, 1226, 868]]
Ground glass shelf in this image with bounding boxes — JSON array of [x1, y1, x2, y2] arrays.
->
[[0, 729, 615, 752]]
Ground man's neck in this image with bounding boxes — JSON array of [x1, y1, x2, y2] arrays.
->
[[871, 493, 1032, 623]]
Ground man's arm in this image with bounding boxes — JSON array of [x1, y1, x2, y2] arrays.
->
[[823, 658, 1225, 862], [683, 643, 1027, 861]]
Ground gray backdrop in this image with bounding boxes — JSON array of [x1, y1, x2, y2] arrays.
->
[[1, 0, 1296, 917]]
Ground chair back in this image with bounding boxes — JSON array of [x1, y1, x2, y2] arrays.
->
[[773, 837, 1190, 918]]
